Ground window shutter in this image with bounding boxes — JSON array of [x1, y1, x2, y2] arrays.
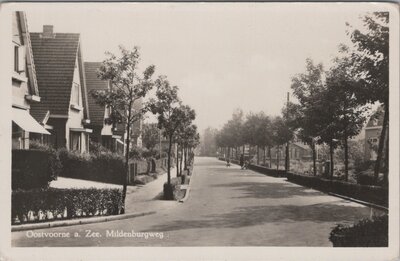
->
[[18, 45, 26, 72]]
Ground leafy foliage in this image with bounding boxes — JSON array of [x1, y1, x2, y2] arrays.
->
[[330, 214, 388, 247]]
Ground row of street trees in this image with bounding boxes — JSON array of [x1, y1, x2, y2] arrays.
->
[[290, 12, 388, 183], [216, 12, 388, 185], [91, 46, 199, 210]]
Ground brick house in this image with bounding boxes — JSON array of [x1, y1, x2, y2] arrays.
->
[[12, 11, 50, 149], [29, 25, 92, 153], [364, 106, 385, 161]]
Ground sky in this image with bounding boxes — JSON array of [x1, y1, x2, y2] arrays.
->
[[22, 3, 389, 133]]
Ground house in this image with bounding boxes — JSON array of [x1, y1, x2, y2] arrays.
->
[[268, 142, 312, 161], [364, 106, 385, 161], [29, 25, 92, 153], [84, 62, 125, 154], [12, 11, 50, 149]]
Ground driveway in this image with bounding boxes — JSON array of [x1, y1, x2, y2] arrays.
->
[[12, 157, 381, 247]]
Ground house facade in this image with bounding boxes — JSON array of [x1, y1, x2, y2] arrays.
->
[[364, 106, 385, 161], [29, 25, 91, 153], [12, 11, 50, 149]]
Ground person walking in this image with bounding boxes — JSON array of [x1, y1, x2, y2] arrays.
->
[[240, 154, 244, 169]]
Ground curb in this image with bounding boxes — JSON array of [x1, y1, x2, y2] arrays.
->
[[12, 211, 156, 232], [327, 192, 388, 212], [179, 169, 195, 203]]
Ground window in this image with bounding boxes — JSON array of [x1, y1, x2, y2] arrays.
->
[[14, 45, 25, 72], [72, 83, 80, 105], [14, 46, 19, 72], [70, 131, 81, 151]]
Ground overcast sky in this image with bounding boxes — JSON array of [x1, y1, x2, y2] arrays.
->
[[23, 3, 387, 133]]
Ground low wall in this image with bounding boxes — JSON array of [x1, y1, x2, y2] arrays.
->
[[286, 172, 388, 207], [218, 157, 286, 177], [219, 157, 388, 207]]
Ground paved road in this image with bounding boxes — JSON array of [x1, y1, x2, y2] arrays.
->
[[12, 157, 382, 247]]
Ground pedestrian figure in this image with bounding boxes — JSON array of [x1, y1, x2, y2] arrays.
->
[[240, 154, 244, 169], [243, 159, 249, 169], [226, 158, 231, 167]]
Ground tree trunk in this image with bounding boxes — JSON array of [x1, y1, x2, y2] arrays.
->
[[176, 145, 180, 177], [263, 146, 266, 166], [344, 134, 349, 182], [374, 103, 389, 184], [330, 141, 334, 180], [121, 105, 132, 214], [167, 136, 172, 185], [285, 142, 290, 172], [257, 146, 260, 165], [312, 143, 316, 176], [277, 146, 280, 171], [269, 146, 272, 168], [184, 147, 187, 170], [383, 126, 389, 186], [180, 146, 184, 174]]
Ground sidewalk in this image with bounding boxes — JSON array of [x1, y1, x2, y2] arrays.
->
[[125, 167, 179, 214]]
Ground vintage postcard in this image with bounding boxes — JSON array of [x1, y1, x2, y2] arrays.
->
[[0, 2, 399, 260]]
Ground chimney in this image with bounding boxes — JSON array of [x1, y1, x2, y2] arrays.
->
[[42, 25, 54, 38]]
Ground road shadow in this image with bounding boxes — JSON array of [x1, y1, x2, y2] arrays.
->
[[146, 203, 374, 232], [211, 181, 323, 199]]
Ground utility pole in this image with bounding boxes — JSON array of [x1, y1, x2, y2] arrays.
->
[[285, 92, 290, 173]]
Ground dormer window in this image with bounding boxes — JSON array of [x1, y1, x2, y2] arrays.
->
[[72, 83, 80, 105], [14, 45, 25, 73]]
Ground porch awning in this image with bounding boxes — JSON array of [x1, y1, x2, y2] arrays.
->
[[12, 107, 50, 135], [70, 128, 93, 133]]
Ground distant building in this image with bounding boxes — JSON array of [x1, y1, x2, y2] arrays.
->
[[269, 142, 312, 161], [29, 25, 92, 153], [364, 106, 385, 161], [12, 11, 50, 149]]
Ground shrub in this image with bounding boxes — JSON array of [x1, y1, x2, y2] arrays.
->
[[329, 214, 388, 247], [163, 178, 181, 200], [89, 141, 112, 155], [58, 149, 125, 184], [12, 149, 61, 190], [12, 188, 123, 224]]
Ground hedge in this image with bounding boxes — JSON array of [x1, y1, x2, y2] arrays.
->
[[329, 214, 388, 247], [286, 172, 388, 207], [218, 158, 286, 177], [58, 149, 125, 184], [248, 164, 286, 177], [12, 188, 123, 224], [12, 149, 61, 190]]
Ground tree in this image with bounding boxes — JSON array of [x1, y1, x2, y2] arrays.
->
[[291, 59, 326, 176], [345, 12, 389, 183], [280, 100, 300, 172], [142, 123, 160, 152], [149, 76, 196, 191], [324, 57, 367, 181], [90, 46, 155, 213]]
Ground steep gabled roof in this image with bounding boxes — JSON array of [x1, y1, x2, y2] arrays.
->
[[84, 62, 107, 126], [29, 29, 89, 123], [366, 105, 384, 128], [16, 11, 39, 97]]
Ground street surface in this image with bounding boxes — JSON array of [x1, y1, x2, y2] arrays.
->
[[12, 157, 382, 247]]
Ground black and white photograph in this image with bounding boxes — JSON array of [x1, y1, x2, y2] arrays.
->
[[1, 2, 399, 260]]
